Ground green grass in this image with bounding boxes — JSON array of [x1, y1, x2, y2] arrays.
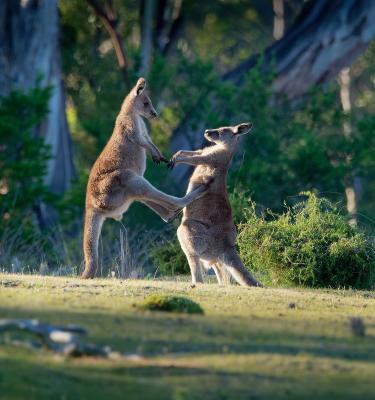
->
[[1, 274, 375, 399]]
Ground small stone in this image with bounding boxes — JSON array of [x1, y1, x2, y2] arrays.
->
[[349, 317, 366, 337], [288, 302, 296, 309]]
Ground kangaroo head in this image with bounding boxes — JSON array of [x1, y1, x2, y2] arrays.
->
[[132, 77, 158, 119], [204, 122, 253, 146]]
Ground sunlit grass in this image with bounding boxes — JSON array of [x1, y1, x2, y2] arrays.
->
[[1, 274, 375, 399]]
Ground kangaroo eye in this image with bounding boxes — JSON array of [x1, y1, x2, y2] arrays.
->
[[143, 102, 148, 106]]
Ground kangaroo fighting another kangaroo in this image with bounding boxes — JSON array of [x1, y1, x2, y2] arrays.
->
[[82, 78, 209, 279], [169, 123, 262, 287]]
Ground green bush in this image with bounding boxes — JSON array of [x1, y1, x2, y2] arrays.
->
[[151, 237, 189, 276], [237, 193, 375, 288], [0, 87, 52, 230], [138, 294, 204, 314]]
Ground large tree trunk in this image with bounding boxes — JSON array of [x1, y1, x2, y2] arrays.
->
[[338, 67, 362, 227], [170, 0, 375, 182], [154, 0, 184, 57], [0, 0, 74, 197], [140, 0, 156, 76], [224, 0, 375, 98], [273, 0, 285, 41]]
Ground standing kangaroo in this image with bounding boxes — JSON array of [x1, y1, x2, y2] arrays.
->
[[169, 122, 261, 287], [82, 78, 208, 278]]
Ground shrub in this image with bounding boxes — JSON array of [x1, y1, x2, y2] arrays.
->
[[0, 87, 52, 230], [151, 236, 189, 276], [237, 192, 375, 288], [138, 294, 204, 314]]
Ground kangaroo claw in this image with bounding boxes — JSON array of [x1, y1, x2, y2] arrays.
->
[[167, 160, 175, 169]]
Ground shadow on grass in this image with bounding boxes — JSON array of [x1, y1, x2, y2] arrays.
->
[[1, 305, 375, 364], [0, 350, 291, 400]]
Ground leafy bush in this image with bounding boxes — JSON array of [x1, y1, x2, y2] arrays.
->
[[151, 237, 189, 276], [138, 294, 204, 314], [237, 193, 375, 288], [0, 87, 52, 230]]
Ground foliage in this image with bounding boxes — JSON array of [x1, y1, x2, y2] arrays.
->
[[238, 193, 375, 288], [0, 87, 52, 235], [138, 294, 204, 314], [225, 68, 349, 208], [151, 236, 189, 276]]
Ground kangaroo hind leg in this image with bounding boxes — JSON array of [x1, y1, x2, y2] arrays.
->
[[129, 176, 208, 211], [211, 262, 230, 285], [218, 248, 261, 287], [185, 253, 204, 284], [82, 209, 105, 279]]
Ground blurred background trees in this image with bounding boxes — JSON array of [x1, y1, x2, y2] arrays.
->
[[0, 0, 74, 213], [1, 0, 375, 280]]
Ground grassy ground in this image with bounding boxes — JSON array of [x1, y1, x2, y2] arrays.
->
[[1, 274, 375, 399]]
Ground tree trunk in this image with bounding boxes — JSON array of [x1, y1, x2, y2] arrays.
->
[[338, 67, 362, 227], [0, 0, 74, 197], [86, 0, 130, 89], [224, 0, 375, 98], [140, 0, 156, 76], [273, 0, 285, 40], [170, 0, 375, 183], [154, 0, 184, 56]]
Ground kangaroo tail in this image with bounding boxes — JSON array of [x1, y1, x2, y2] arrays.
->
[[82, 208, 104, 279]]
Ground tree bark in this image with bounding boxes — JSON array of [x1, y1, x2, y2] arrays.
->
[[140, 0, 156, 76], [273, 0, 285, 40], [338, 67, 362, 227], [170, 0, 375, 183], [224, 0, 375, 98], [0, 0, 74, 196], [154, 0, 184, 56]]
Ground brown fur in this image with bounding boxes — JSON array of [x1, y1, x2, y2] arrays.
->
[[170, 123, 261, 287], [82, 78, 208, 278]]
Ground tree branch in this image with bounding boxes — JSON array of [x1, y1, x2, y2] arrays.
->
[[86, 0, 130, 89]]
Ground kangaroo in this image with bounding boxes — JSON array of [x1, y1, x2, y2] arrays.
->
[[168, 122, 261, 287], [82, 77, 209, 279]]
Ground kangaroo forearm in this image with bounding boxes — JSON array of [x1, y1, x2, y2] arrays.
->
[[177, 150, 203, 156], [175, 155, 210, 166], [136, 137, 162, 158]]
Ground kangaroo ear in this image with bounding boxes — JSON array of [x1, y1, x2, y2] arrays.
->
[[234, 122, 253, 135], [204, 129, 220, 143], [135, 77, 146, 96]]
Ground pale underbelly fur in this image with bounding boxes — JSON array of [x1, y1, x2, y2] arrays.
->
[[106, 200, 133, 221], [104, 132, 146, 221]]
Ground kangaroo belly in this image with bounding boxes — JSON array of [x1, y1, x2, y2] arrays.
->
[[183, 191, 232, 224], [177, 222, 208, 256], [106, 199, 133, 221], [87, 168, 137, 212]]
